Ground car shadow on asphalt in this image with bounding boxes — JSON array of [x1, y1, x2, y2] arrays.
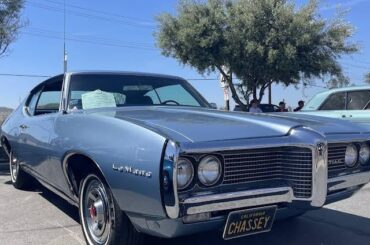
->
[[32, 180, 370, 245], [0, 163, 9, 177], [37, 185, 80, 224]]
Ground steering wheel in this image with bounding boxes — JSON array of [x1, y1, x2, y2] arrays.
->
[[161, 100, 180, 105]]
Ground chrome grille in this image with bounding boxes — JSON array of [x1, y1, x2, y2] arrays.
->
[[328, 143, 346, 177], [222, 147, 312, 198]]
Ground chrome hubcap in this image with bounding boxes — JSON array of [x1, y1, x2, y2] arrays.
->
[[83, 178, 112, 244], [9, 152, 18, 182]]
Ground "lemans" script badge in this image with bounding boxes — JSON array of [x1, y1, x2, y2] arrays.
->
[[112, 164, 152, 178]]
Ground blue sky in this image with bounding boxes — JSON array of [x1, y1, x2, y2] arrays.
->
[[1, 0, 370, 109]]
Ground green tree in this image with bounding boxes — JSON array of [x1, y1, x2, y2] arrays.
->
[[326, 74, 350, 89], [155, 0, 358, 110], [0, 0, 25, 57]]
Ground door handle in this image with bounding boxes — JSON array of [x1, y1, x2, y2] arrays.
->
[[341, 115, 346, 118], [19, 124, 29, 129]]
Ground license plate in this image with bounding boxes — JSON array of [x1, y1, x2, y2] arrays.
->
[[222, 206, 277, 240]]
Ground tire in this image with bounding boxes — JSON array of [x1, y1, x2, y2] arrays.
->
[[79, 173, 144, 245], [9, 151, 33, 189]]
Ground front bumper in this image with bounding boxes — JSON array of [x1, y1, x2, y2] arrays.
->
[[181, 171, 370, 217], [328, 171, 370, 194], [183, 187, 294, 215], [152, 129, 370, 238], [131, 172, 370, 238]]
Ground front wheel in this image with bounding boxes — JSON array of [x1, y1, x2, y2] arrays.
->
[[9, 151, 33, 189], [79, 173, 144, 245]]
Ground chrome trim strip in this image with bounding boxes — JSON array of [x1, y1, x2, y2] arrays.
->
[[163, 140, 180, 219], [328, 172, 370, 192], [186, 187, 293, 215], [184, 187, 292, 204]]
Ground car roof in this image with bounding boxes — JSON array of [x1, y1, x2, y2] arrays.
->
[[303, 85, 370, 110], [313, 85, 370, 97], [62, 71, 186, 81]]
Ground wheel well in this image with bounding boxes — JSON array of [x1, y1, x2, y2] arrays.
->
[[1, 136, 11, 156], [65, 154, 104, 197]]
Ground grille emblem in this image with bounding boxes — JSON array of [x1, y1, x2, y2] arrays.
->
[[317, 143, 325, 156]]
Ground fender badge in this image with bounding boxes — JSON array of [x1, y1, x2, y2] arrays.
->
[[113, 164, 152, 178]]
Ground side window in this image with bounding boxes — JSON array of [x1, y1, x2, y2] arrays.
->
[[35, 80, 63, 115], [26, 90, 41, 116], [320, 92, 346, 110], [347, 90, 370, 110]]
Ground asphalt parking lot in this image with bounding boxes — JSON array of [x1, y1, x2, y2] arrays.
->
[[1, 159, 370, 245]]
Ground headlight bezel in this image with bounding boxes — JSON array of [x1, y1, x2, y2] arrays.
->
[[176, 158, 194, 190], [359, 143, 370, 165], [197, 155, 223, 187], [344, 143, 359, 168]]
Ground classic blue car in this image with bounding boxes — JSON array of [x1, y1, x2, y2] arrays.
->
[[1, 72, 370, 245], [301, 86, 370, 127]]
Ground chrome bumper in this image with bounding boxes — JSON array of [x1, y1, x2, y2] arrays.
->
[[328, 172, 370, 192], [184, 187, 294, 215]]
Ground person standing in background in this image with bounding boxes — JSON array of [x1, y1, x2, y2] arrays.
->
[[277, 101, 288, 112], [249, 99, 263, 113], [294, 100, 305, 112]]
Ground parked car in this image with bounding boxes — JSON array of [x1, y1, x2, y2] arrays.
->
[[234, 103, 280, 112], [301, 86, 370, 126], [2, 71, 370, 245]]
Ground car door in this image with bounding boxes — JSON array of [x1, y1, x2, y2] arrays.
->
[[318, 92, 347, 119], [344, 90, 370, 122], [20, 76, 64, 186]]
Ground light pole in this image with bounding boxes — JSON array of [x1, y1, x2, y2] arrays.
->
[[63, 0, 68, 73]]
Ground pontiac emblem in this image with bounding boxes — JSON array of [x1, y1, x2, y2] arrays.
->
[[328, 159, 344, 165], [113, 164, 152, 178], [317, 143, 325, 156]]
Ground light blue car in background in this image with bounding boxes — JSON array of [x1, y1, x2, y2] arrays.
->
[[301, 86, 370, 127], [1, 72, 370, 245]]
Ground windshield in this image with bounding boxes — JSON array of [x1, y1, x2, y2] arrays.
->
[[68, 73, 209, 110]]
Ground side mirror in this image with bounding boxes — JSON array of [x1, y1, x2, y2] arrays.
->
[[209, 103, 217, 109]]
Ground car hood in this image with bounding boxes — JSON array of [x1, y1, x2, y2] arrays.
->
[[88, 107, 369, 143]]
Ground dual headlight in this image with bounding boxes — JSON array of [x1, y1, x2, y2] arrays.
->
[[177, 156, 222, 190], [345, 143, 370, 167]]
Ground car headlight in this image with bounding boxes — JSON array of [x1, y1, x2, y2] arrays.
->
[[198, 156, 222, 186], [177, 158, 194, 190], [345, 144, 358, 167], [359, 144, 370, 165]]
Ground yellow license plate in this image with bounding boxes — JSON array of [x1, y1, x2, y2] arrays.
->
[[223, 205, 277, 240]]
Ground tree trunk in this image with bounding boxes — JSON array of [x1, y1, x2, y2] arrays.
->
[[258, 87, 265, 102], [253, 86, 257, 100]]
